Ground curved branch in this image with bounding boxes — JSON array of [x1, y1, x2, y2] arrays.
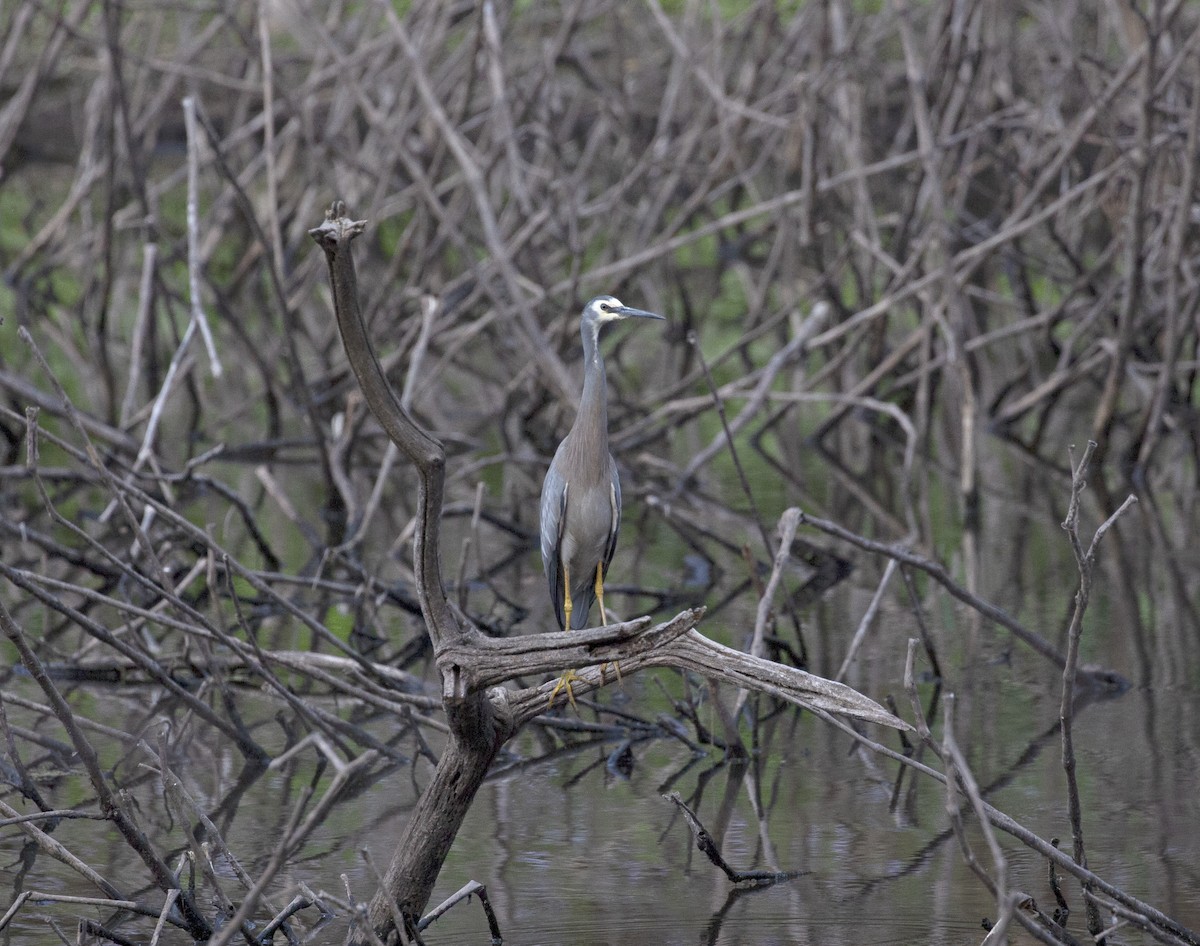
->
[[647, 630, 908, 729], [309, 203, 459, 651], [462, 608, 911, 733]]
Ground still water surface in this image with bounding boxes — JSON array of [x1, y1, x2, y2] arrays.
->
[[2, 481, 1199, 944]]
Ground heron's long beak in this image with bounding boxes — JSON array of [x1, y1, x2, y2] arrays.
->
[[615, 306, 665, 321]]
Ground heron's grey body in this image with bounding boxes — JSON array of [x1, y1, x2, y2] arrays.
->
[[539, 296, 663, 630]]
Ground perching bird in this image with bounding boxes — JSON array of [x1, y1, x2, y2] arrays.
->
[[539, 295, 665, 641]]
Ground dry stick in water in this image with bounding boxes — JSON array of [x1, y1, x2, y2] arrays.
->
[[358, 848, 408, 946], [900, 645, 1088, 945], [417, 880, 503, 939], [455, 481, 487, 612], [687, 330, 775, 562], [202, 781, 321, 946], [255, 4, 286, 283], [0, 599, 212, 940], [1058, 441, 1138, 937], [747, 510, 801, 661], [117, 241, 158, 428], [835, 557, 899, 684], [797, 509, 1128, 689], [728, 507, 804, 754], [0, 801, 122, 913], [902, 638, 1192, 945], [941, 694, 1017, 944], [664, 792, 803, 885]]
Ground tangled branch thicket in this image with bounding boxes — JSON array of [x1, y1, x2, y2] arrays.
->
[[1, 0, 1198, 944]]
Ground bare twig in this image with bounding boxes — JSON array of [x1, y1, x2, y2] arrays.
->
[[1058, 441, 1138, 935], [181, 96, 222, 378], [417, 880, 503, 940], [665, 792, 804, 885]]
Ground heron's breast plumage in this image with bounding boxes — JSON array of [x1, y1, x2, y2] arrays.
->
[[559, 463, 617, 574]]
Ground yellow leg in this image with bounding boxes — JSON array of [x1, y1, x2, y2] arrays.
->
[[594, 563, 622, 685], [593, 562, 607, 625], [562, 563, 573, 628], [549, 563, 581, 710]]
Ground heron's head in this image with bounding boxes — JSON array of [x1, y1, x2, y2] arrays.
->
[[583, 295, 665, 328]]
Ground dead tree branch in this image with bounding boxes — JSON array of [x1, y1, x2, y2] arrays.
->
[[311, 202, 908, 943]]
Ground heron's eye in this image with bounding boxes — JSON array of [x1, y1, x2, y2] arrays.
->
[[599, 303, 611, 312]]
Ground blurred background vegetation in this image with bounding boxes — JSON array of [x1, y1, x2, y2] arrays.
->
[[1, 0, 1198, 942]]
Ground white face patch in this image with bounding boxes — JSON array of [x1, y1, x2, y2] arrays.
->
[[590, 295, 625, 323]]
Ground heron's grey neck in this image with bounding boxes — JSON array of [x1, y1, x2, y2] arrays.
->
[[573, 318, 608, 448]]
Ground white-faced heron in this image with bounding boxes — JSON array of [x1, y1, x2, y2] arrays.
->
[[539, 295, 664, 697]]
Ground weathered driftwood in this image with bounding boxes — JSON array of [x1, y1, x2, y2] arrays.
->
[[444, 611, 908, 731], [311, 203, 909, 945]]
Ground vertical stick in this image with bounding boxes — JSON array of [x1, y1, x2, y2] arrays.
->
[[181, 96, 223, 378], [1059, 441, 1138, 936]]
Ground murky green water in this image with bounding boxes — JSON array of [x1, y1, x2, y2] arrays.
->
[[4, 503, 1198, 946]]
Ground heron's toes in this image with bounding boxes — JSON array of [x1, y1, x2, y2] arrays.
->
[[548, 669, 583, 711]]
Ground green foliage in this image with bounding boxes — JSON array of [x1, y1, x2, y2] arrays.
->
[[375, 212, 413, 260], [924, 474, 962, 555], [324, 603, 355, 643], [0, 187, 33, 255]]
